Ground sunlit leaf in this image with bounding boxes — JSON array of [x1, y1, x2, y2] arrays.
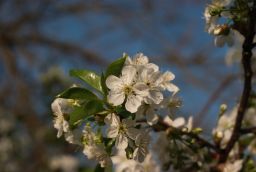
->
[[57, 87, 98, 100], [105, 55, 127, 77], [70, 69, 102, 93]]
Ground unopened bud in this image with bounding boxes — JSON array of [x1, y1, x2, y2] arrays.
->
[[220, 104, 227, 112], [192, 128, 203, 134], [213, 131, 223, 144]]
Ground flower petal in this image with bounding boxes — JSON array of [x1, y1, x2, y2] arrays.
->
[[115, 134, 128, 149], [126, 128, 140, 140], [121, 66, 137, 85], [104, 113, 120, 126], [172, 117, 185, 128], [125, 95, 142, 113], [106, 126, 119, 138], [106, 75, 123, 90], [147, 90, 163, 104], [146, 108, 159, 126], [107, 90, 125, 106]]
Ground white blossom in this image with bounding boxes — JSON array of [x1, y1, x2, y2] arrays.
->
[[82, 125, 111, 167], [139, 67, 163, 104], [51, 98, 72, 138], [104, 113, 140, 149], [106, 65, 148, 113]]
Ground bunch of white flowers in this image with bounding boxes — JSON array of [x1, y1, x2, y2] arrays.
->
[[51, 51, 256, 171], [106, 53, 178, 114], [51, 53, 187, 171]]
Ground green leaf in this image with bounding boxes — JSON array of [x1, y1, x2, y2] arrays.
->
[[57, 87, 98, 100], [84, 99, 105, 115], [100, 72, 108, 96], [69, 100, 105, 126], [70, 69, 102, 93], [69, 106, 88, 125], [105, 55, 127, 77]]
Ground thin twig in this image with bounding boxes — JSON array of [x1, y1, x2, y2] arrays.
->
[[150, 119, 220, 152], [240, 127, 256, 134]]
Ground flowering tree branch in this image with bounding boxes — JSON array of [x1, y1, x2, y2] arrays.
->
[[218, 2, 256, 163], [152, 119, 221, 153]]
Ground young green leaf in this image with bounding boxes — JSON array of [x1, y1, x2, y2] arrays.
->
[[84, 99, 105, 116], [105, 55, 127, 77], [57, 87, 98, 100], [69, 106, 88, 125], [100, 72, 108, 97], [70, 69, 102, 93]]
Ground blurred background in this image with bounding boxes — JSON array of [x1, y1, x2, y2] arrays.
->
[[0, 0, 243, 171]]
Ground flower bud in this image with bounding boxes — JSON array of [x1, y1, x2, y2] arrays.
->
[[192, 128, 203, 134], [220, 104, 227, 113], [213, 131, 223, 144]]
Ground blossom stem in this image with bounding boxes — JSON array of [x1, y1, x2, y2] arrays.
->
[[240, 127, 256, 134], [150, 119, 220, 153], [218, 2, 256, 163]]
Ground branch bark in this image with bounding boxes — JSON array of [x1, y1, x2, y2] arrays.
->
[[218, 3, 256, 163]]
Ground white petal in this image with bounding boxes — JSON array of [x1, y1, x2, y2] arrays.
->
[[121, 66, 136, 85], [133, 53, 149, 65], [146, 108, 159, 125], [115, 134, 128, 149], [145, 63, 159, 72], [122, 118, 135, 128], [104, 113, 120, 126], [126, 128, 140, 140], [133, 83, 148, 97], [106, 126, 119, 138], [106, 75, 123, 90], [163, 116, 173, 126], [147, 90, 163, 104], [162, 71, 175, 81], [51, 98, 62, 116], [187, 117, 193, 132], [166, 83, 179, 93], [107, 90, 125, 106], [172, 117, 185, 128], [133, 147, 147, 163], [125, 95, 142, 113]]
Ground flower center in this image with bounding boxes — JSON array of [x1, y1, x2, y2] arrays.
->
[[123, 86, 133, 95]]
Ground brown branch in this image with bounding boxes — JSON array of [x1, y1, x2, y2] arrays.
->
[[150, 118, 220, 152], [240, 127, 256, 135], [218, 3, 256, 163]]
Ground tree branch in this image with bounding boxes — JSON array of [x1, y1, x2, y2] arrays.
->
[[218, 3, 256, 163], [150, 119, 220, 153]]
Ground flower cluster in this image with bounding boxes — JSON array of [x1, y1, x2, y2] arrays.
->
[[106, 53, 178, 114], [204, 0, 253, 47], [51, 52, 256, 171], [51, 53, 188, 171]]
